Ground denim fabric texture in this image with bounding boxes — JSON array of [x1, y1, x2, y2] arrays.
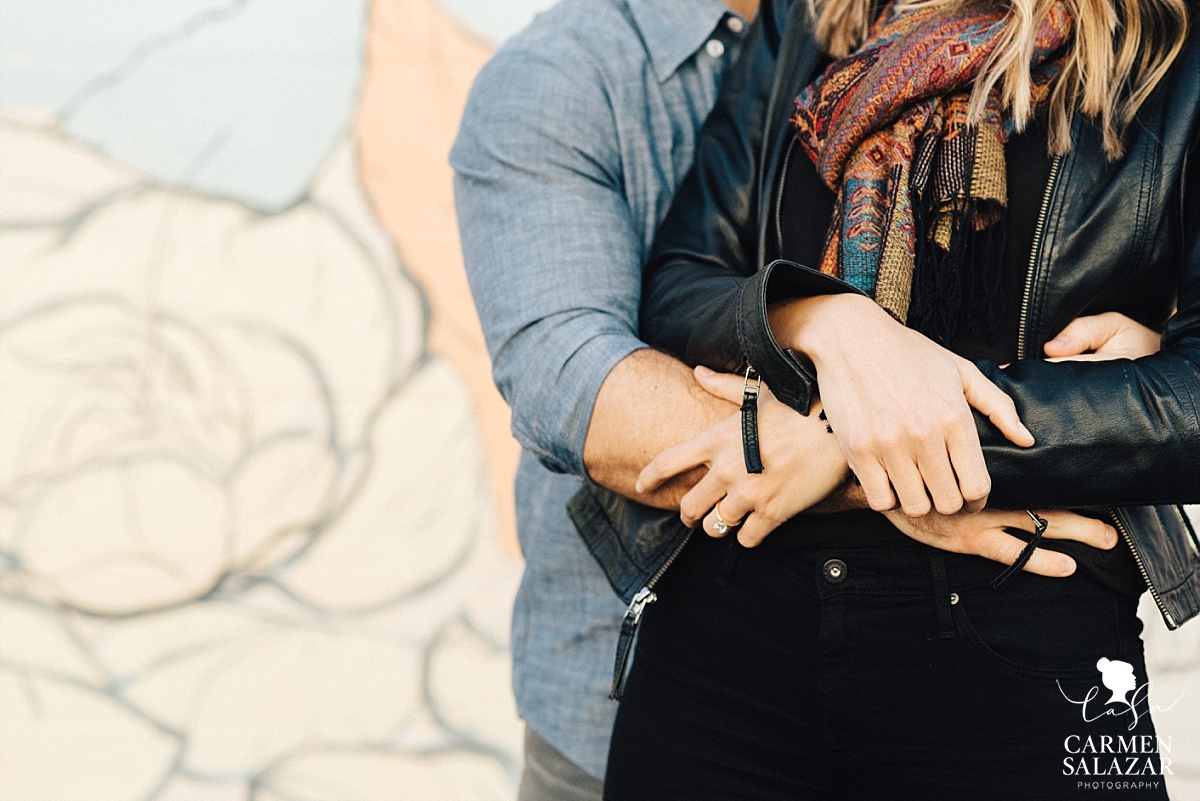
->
[[450, 0, 746, 779]]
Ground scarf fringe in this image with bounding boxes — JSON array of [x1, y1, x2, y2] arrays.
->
[[909, 191, 1008, 345]]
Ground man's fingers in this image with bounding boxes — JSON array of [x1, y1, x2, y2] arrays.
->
[[971, 530, 1076, 577], [694, 365, 746, 405], [1037, 509, 1117, 549], [637, 436, 712, 493], [958, 363, 1034, 448], [1022, 546, 1078, 577], [1043, 314, 1118, 357]]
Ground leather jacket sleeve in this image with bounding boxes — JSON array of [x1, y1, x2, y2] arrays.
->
[[640, 0, 851, 416], [976, 96, 1200, 509], [641, 0, 1200, 509]]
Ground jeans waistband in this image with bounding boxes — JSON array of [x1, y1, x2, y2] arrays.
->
[[805, 543, 1029, 599]]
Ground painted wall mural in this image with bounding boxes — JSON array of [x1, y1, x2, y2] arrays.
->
[[0, 1, 554, 798], [0, 1, 1197, 799]]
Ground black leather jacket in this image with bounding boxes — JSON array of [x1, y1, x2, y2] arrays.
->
[[569, 0, 1200, 645]]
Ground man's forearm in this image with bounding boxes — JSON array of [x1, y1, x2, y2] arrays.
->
[[584, 349, 737, 509]]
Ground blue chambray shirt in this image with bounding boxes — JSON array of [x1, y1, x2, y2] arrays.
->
[[451, 0, 745, 780]]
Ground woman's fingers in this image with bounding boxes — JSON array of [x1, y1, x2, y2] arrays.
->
[[693, 365, 747, 405], [945, 415, 991, 513], [736, 512, 778, 548], [916, 444, 965, 515], [851, 457, 897, 512], [700, 491, 753, 539], [957, 361, 1035, 448], [884, 453, 932, 517], [681, 470, 731, 529], [1037, 509, 1118, 549], [637, 432, 714, 494]]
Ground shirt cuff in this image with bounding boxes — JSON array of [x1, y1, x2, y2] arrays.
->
[[563, 334, 649, 480]]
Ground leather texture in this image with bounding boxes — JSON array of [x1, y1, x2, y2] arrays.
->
[[741, 374, 765, 473], [627, 0, 1200, 626]]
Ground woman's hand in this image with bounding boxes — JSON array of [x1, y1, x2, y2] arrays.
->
[[883, 508, 1118, 577], [771, 294, 1034, 518], [636, 366, 848, 547]]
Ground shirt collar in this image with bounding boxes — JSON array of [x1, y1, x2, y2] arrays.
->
[[627, 0, 738, 83]]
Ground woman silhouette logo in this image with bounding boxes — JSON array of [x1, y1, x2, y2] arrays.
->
[[1096, 657, 1138, 708]]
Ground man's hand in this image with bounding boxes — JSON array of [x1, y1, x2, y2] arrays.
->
[[584, 349, 736, 508], [771, 294, 1033, 518], [1043, 311, 1161, 362], [636, 366, 848, 547], [884, 507, 1118, 577]]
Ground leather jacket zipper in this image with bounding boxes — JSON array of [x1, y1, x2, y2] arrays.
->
[[1017, 154, 1063, 361], [774, 138, 797, 256], [1108, 509, 1177, 629], [1017, 156, 1172, 625], [609, 530, 692, 700]]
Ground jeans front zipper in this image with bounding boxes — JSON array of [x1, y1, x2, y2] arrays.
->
[[609, 530, 693, 700]]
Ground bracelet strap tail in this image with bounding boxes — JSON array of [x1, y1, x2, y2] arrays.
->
[[741, 366, 764, 474]]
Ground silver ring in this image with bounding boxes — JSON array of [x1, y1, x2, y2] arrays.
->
[[712, 501, 734, 535]]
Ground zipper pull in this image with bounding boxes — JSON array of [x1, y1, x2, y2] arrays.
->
[[741, 365, 764, 474], [610, 587, 657, 700]]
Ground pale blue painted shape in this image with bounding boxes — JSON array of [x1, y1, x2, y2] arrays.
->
[[1, 0, 368, 212], [436, 0, 558, 44], [0, 0, 229, 110]]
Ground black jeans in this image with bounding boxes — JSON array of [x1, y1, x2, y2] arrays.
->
[[605, 534, 1168, 801]]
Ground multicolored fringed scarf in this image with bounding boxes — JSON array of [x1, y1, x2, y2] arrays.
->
[[792, 2, 1072, 341]]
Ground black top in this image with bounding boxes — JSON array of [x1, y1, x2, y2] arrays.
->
[[768, 120, 1143, 596]]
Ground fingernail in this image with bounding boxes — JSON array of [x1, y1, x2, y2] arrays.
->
[[1059, 556, 1077, 575], [1047, 337, 1066, 348], [635, 480, 644, 493], [695, 365, 714, 376]]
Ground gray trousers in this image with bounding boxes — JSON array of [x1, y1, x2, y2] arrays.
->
[[517, 726, 605, 801]]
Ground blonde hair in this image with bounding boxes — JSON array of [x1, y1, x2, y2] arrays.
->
[[811, 0, 1190, 157]]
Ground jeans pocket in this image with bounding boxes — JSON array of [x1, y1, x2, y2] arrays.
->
[[953, 575, 1125, 680]]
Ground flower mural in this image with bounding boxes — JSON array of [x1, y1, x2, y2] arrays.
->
[[0, 0, 545, 797]]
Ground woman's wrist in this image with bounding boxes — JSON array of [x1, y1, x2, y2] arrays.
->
[[767, 293, 884, 368]]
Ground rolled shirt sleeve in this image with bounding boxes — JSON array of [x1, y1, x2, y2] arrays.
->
[[452, 46, 649, 478]]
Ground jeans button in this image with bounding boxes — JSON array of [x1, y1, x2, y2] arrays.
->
[[822, 558, 847, 584]]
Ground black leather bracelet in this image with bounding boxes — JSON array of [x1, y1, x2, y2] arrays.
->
[[991, 510, 1049, 590], [741, 366, 764, 474]]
